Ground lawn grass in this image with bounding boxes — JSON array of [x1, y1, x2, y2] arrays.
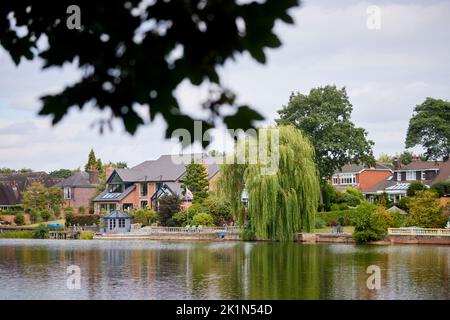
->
[[314, 226, 355, 234]]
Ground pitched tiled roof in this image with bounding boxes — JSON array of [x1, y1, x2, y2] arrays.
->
[[396, 160, 443, 171], [54, 172, 98, 188], [103, 210, 130, 219], [114, 154, 220, 183], [0, 172, 61, 206], [334, 163, 392, 174]]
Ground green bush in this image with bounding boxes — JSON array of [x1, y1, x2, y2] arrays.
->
[[431, 180, 450, 197], [0, 230, 33, 239], [314, 217, 326, 229], [65, 213, 100, 227], [191, 212, 214, 226], [32, 224, 50, 239], [406, 190, 447, 228], [343, 187, 364, 199], [14, 213, 25, 225], [397, 197, 411, 211], [78, 206, 86, 214], [241, 224, 256, 241], [0, 207, 22, 215], [407, 181, 427, 197], [342, 193, 360, 207], [41, 210, 51, 222], [315, 209, 359, 227], [79, 230, 94, 240], [131, 208, 157, 226], [353, 203, 387, 243], [330, 204, 340, 211], [339, 203, 350, 210]]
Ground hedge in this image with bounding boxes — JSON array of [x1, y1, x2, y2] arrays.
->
[[0, 230, 33, 239], [65, 213, 100, 227], [315, 209, 359, 226]]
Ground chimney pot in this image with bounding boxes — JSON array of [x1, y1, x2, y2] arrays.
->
[[88, 170, 99, 185]]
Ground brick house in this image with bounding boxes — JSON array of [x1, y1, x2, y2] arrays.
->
[[329, 163, 393, 193], [55, 170, 100, 214], [364, 159, 450, 202], [0, 172, 61, 210], [93, 154, 219, 214]]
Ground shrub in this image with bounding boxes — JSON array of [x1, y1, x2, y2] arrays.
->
[[343, 187, 364, 199], [339, 203, 349, 210], [158, 195, 181, 227], [0, 230, 33, 239], [241, 224, 256, 241], [32, 224, 50, 239], [173, 211, 189, 226], [330, 204, 340, 211], [431, 180, 450, 197], [65, 213, 100, 227], [406, 190, 447, 228], [314, 217, 326, 229], [315, 209, 359, 226], [407, 181, 427, 197], [41, 210, 51, 222], [191, 212, 214, 226], [342, 193, 360, 207], [353, 203, 388, 243], [397, 196, 411, 211], [78, 206, 86, 214], [79, 230, 94, 240], [132, 208, 157, 226], [14, 213, 25, 225], [322, 183, 335, 211]]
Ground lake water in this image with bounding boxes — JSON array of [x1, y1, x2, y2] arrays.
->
[[0, 239, 449, 300]]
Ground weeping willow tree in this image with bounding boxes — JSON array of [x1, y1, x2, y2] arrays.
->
[[218, 126, 320, 241]]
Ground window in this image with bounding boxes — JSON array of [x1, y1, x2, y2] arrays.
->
[[118, 218, 125, 228], [108, 184, 123, 193], [123, 203, 133, 211], [140, 200, 148, 209], [64, 187, 72, 200], [109, 219, 116, 229], [332, 176, 339, 185], [100, 203, 116, 213], [156, 182, 163, 190], [421, 171, 426, 181], [406, 171, 416, 181], [339, 174, 356, 185], [140, 183, 148, 197]]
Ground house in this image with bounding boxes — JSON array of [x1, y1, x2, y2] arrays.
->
[[330, 163, 393, 192], [92, 154, 220, 214], [54, 170, 100, 214], [102, 210, 131, 233], [364, 158, 450, 203], [0, 172, 61, 210]]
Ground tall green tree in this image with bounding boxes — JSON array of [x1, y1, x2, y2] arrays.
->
[[157, 195, 181, 227], [0, 1, 299, 141], [181, 162, 210, 201], [22, 183, 64, 214], [399, 151, 413, 165], [405, 98, 450, 160], [219, 126, 320, 241], [85, 149, 98, 172], [276, 85, 374, 181]]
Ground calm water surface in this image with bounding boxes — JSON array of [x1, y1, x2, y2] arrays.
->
[[0, 239, 449, 299]]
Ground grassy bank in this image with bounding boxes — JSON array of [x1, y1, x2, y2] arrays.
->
[[0, 230, 33, 239]]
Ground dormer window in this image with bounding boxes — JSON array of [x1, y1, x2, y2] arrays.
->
[[108, 184, 123, 193]]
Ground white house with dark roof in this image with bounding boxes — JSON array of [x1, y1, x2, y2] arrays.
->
[[93, 154, 220, 214]]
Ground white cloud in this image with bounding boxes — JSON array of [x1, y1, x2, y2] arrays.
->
[[1, 0, 449, 170]]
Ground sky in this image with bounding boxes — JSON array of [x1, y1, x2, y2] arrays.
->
[[1, 0, 450, 172]]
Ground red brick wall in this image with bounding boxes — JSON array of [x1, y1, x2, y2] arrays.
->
[[358, 170, 392, 192], [64, 187, 97, 214]]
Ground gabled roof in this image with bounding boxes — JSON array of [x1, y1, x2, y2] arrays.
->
[[54, 172, 98, 188], [395, 160, 442, 171], [112, 154, 220, 183], [103, 210, 130, 219], [0, 172, 61, 206], [333, 163, 392, 175]]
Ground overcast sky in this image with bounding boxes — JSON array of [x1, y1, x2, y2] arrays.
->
[[1, 0, 450, 172]]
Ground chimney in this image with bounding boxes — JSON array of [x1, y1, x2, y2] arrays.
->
[[392, 157, 401, 170], [88, 169, 99, 185], [105, 164, 114, 181]]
